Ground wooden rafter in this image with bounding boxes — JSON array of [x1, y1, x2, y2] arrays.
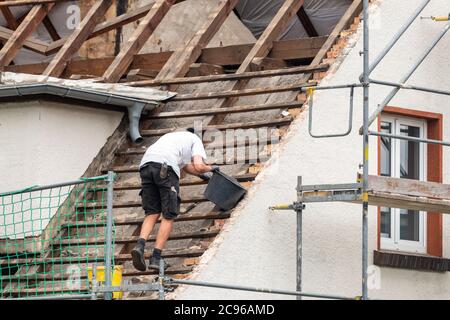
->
[[0, 3, 53, 68], [0, 0, 67, 6], [0, 26, 48, 54], [45, 3, 155, 55], [42, 16, 60, 40], [206, 0, 305, 125], [297, 6, 318, 37], [43, 0, 112, 77], [168, 82, 312, 102], [45, 1, 187, 55], [311, 0, 362, 66], [238, 0, 363, 128], [155, 0, 239, 81], [102, 0, 175, 83], [129, 63, 328, 87], [5, 37, 325, 77], [0, 5, 19, 30], [236, 0, 305, 74]]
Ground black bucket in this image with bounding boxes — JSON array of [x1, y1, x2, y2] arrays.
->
[[204, 171, 247, 211]]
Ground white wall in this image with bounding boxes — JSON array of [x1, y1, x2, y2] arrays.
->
[[176, 0, 450, 300], [0, 100, 122, 237]]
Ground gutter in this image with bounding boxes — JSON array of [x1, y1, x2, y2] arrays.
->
[[0, 83, 162, 143]]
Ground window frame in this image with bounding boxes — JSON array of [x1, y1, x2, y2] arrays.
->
[[377, 106, 443, 257], [379, 115, 427, 254]]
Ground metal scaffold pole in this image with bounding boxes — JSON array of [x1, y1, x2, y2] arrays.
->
[[296, 177, 303, 300], [104, 171, 115, 301], [361, 0, 370, 300]]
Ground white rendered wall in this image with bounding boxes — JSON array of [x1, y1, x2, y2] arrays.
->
[[176, 0, 450, 300], [0, 100, 122, 237]]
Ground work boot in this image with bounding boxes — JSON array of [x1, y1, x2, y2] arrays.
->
[[148, 256, 169, 271], [131, 245, 146, 272]]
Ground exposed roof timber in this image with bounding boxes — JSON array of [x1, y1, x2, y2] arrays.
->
[[102, 0, 176, 83], [128, 63, 328, 87], [155, 0, 239, 81], [0, 1, 189, 58], [4, 37, 325, 76], [0, 5, 19, 29], [43, 0, 113, 77], [297, 6, 318, 37], [42, 15, 60, 40], [252, 0, 363, 121], [199, 36, 327, 64], [311, 0, 362, 66], [140, 117, 293, 137], [45, 2, 156, 55], [44, 0, 187, 55], [146, 101, 304, 119], [0, 3, 53, 68], [0, 0, 62, 6], [238, 0, 305, 74], [169, 82, 312, 102], [0, 0, 360, 81], [206, 0, 305, 125], [0, 0, 185, 6], [0, 25, 48, 54]]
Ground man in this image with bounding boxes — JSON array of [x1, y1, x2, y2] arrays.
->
[[131, 128, 218, 271]]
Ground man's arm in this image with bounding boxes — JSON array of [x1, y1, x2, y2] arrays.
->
[[183, 156, 219, 180], [192, 155, 212, 174], [183, 163, 203, 176]]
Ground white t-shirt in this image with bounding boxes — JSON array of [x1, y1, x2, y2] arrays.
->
[[139, 131, 207, 178]]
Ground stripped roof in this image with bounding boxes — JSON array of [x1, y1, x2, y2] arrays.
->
[[0, 0, 364, 299]]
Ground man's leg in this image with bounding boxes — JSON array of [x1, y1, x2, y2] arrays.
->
[[132, 213, 159, 271], [132, 165, 162, 271], [155, 218, 174, 250], [148, 218, 174, 270], [149, 168, 180, 270], [139, 213, 160, 240]]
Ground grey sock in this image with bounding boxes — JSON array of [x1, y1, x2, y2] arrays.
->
[[137, 238, 146, 249], [152, 248, 162, 259]]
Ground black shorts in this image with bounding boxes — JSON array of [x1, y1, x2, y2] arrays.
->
[[139, 162, 181, 220]]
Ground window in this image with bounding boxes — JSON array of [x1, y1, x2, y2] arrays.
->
[[379, 115, 427, 253]]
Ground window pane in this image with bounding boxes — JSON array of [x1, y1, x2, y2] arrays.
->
[[399, 124, 421, 242], [399, 209, 420, 241], [380, 207, 391, 238], [380, 122, 391, 177], [399, 125, 420, 180]]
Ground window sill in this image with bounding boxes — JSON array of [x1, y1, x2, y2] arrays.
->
[[373, 250, 449, 273]]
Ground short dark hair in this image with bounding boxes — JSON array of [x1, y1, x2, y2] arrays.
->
[[186, 128, 195, 134]]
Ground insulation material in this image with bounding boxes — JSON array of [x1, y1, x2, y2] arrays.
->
[[235, 0, 353, 40], [0, 2, 77, 65], [0, 72, 177, 102]]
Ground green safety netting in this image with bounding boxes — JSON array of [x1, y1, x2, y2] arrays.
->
[[0, 175, 115, 299]]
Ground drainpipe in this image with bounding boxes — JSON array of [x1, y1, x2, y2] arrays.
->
[[128, 102, 146, 143]]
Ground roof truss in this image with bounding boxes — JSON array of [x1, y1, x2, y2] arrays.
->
[[0, 0, 361, 82]]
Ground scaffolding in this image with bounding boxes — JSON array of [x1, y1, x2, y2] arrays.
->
[[95, 0, 450, 301], [2, 0, 450, 301]]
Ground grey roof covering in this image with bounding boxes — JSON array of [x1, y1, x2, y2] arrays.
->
[[0, 72, 177, 143], [0, 72, 177, 104]]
